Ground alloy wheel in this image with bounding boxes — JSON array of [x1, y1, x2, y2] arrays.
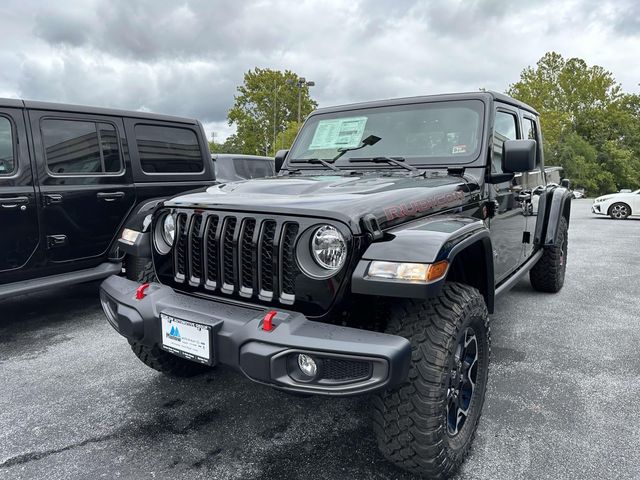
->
[[446, 328, 479, 436], [611, 204, 629, 219]]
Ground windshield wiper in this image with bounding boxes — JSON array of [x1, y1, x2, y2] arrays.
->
[[348, 156, 420, 173], [289, 158, 341, 172], [332, 135, 382, 161]]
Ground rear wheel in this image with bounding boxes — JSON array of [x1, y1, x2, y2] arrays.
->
[[609, 202, 630, 220], [129, 340, 209, 377], [372, 283, 490, 479], [530, 216, 568, 293]]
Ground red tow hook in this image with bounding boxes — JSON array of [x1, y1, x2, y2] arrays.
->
[[262, 310, 277, 331], [135, 283, 150, 300]]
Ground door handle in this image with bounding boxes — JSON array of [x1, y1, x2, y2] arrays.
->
[[0, 196, 29, 208], [97, 191, 125, 202], [44, 194, 63, 206]]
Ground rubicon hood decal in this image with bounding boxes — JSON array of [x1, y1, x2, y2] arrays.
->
[[384, 191, 466, 221], [165, 174, 477, 233]]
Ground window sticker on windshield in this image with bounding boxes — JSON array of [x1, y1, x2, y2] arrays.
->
[[452, 145, 467, 154], [309, 117, 368, 150]]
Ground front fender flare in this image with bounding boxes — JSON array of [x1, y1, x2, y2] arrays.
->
[[351, 217, 494, 308], [117, 198, 166, 258]]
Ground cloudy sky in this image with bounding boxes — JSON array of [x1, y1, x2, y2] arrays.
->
[[1, 0, 638, 141]]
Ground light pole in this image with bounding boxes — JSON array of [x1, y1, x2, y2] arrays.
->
[[288, 77, 315, 125]]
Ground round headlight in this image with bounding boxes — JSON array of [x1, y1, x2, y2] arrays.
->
[[311, 225, 346, 271], [162, 214, 176, 245]]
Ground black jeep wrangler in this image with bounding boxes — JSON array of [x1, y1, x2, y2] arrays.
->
[[0, 98, 217, 300], [100, 91, 571, 478]]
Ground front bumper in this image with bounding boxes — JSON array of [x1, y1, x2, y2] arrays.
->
[[591, 203, 605, 215], [100, 275, 411, 396]]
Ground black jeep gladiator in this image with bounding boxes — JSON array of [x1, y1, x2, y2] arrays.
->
[[100, 91, 571, 478], [0, 98, 217, 300]]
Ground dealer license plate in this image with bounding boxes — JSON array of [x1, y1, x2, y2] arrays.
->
[[160, 313, 212, 365]]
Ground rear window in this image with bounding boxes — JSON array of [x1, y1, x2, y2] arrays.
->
[[135, 125, 203, 174], [0, 117, 14, 175], [215, 157, 275, 182], [234, 158, 275, 179], [41, 119, 122, 175]]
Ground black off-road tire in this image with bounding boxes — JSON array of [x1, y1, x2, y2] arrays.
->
[[372, 283, 490, 479], [608, 202, 631, 220], [530, 216, 568, 293], [129, 340, 209, 377], [125, 256, 157, 283]]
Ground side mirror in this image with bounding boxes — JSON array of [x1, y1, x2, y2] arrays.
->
[[502, 139, 536, 173], [561, 178, 571, 189], [274, 149, 288, 172]]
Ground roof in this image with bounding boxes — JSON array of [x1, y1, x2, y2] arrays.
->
[[212, 154, 274, 161], [311, 90, 539, 116], [0, 97, 198, 124]]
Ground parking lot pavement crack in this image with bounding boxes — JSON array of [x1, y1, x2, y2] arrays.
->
[[0, 432, 118, 469]]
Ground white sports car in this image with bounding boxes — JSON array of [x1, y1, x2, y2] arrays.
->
[[592, 189, 640, 219]]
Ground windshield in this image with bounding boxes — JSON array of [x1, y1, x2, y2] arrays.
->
[[288, 100, 484, 167], [214, 157, 275, 182]]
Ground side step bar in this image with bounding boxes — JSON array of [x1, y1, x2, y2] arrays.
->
[[0, 262, 122, 301], [495, 249, 544, 298]]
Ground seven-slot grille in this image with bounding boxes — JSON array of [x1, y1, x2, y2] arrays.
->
[[173, 211, 301, 304]]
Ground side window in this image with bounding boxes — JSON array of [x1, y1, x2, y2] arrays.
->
[[0, 117, 15, 175], [41, 119, 122, 175], [135, 125, 203, 174], [522, 117, 537, 140], [492, 111, 518, 172], [522, 117, 539, 168]]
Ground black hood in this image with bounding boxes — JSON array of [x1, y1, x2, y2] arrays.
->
[[165, 173, 479, 233]]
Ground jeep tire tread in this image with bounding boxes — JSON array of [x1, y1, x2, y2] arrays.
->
[[530, 216, 568, 293], [125, 256, 157, 284], [372, 282, 490, 479], [129, 340, 209, 377]]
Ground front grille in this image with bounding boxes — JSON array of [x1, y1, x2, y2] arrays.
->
[[188, 215, 203, 284], [321, 358, 371, 381], [173, 211, 302, 305], [174, 213, 188, 281]]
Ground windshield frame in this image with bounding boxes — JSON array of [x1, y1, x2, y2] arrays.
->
[[285, 98, 488, 171]]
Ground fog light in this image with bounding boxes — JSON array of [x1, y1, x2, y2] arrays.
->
[[297, 354, 318, 377]]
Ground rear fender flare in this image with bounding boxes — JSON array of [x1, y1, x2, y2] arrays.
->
[[536, 187, 572, 247]]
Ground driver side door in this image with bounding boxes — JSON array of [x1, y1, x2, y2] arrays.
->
[[488, 107, 527, 284]]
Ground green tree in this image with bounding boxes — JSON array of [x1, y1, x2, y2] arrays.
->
[[508, 52, 640, 195], [227, 68, 317, 156], [274, 121, 302, 152], [209, 134, 244, 154]]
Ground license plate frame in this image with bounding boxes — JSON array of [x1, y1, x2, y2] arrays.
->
[[160, 313, 213, 366]]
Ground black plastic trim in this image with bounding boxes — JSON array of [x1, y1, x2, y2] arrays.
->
[[100, 275, 411, 397]]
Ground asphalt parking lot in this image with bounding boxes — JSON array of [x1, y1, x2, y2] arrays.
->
[[1, 199, 639, 480]]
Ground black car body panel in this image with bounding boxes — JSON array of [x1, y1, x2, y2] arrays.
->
[[163, 173, 479, 233]]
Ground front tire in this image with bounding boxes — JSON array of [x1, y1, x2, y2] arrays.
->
[[129, 340, 209, 377], [372, 283, 490, 479], [609, 202, 630, 220], [125, 256, 157, 283], [530, 216, 568, 293]]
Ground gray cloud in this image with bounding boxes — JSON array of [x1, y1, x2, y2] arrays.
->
[[0, 0, 638, 141]]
